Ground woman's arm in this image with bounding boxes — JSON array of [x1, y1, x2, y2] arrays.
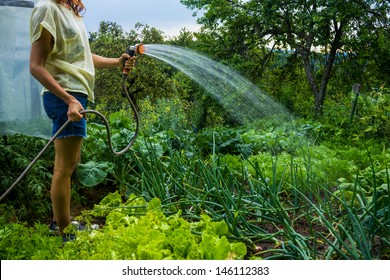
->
[[30, 27, 84, 122], [92, 53, 135, 69]]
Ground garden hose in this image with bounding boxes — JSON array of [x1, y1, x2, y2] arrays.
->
[[0, 47, 143, 202]]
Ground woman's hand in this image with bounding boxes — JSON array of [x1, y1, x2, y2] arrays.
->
[[67, 99, 85, 122], [120, 53, 136, 72]]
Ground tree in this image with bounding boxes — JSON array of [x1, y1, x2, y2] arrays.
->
[[89, 22, 130, 110], [171, 28, 197, 47], [134, 22, 165, 44], [180, 0, 390, 115]]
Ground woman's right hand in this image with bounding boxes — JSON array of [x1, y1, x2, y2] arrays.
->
[[67, 100, 85, 122]]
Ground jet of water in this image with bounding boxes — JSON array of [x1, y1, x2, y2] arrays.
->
[[142, 44, 290, 124]]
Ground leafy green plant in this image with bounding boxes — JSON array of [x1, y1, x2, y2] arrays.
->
[[0, 194, 247, 260], [78, 161, 114, 187], [353, 87, 390, 140], [0, 136, 53, 221]]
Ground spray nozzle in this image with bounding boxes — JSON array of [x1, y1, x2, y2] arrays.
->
[[126, 43, 145, 57], [122, 43, 144, 75]]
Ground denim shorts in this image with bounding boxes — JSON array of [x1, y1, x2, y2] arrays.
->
[[43, 92, 88, 139]]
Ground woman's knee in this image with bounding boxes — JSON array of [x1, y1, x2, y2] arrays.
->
[[53, 162, 77, 179], [53, 137, 82, 178]]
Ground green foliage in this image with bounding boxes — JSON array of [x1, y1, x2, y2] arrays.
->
[[139, 96, 191, 136], [78, 161, 114, 187], [351, 87, 390, 140], [0, 195, 247, 260], [0, 136, 52, 221], [302, 159, 390, 260], [0, 222, 63, 260], [320, 86, 390, 143], [2, 109, 389, 259]]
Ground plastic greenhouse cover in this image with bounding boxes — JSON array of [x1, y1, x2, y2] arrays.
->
[[0, 0, 51, 139]]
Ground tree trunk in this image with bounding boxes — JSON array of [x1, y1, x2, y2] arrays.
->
[[316, 23, 344, 116], [299, 48, 322, 115], [299, 22, 344, 116]]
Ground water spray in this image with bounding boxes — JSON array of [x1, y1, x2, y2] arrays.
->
[[0, 44, 144, 203]]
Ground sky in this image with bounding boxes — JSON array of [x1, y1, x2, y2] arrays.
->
[[82, 0, 201, 37]]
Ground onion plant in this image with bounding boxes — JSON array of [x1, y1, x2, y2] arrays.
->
[[125, 135, 389, 260]]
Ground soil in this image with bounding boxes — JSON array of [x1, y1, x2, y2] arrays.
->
[[248, 215, 332, 259], [71, 184, 116, 215]]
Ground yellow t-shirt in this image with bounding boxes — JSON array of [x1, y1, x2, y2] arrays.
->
[[30, 0, 95, 102]]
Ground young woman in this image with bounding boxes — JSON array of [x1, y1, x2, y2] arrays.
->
[[30, 0, 135, 235]]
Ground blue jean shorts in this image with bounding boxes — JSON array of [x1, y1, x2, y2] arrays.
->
[[43, 92, 88, 139]]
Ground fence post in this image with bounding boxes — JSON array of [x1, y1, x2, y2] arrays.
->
[[349, 83, 361, 130]]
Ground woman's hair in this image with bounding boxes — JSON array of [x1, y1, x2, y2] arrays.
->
[[58, 0, 85, 16]]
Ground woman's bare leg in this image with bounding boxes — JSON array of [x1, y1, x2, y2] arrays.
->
[[51, 136, 82, 232]]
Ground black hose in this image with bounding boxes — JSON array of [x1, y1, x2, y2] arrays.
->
[[0, 74, 139, 202]]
